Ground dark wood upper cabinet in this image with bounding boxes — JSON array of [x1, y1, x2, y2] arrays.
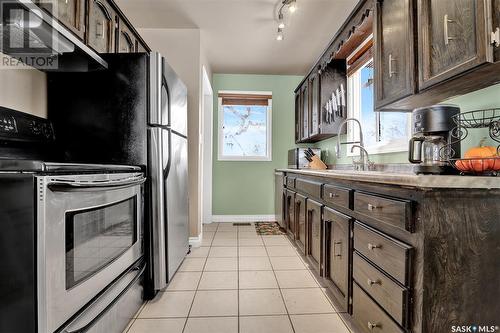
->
[[294, 91, 301, 143], [492, 0, 500, 61], [38, 0, 86, 39], [308, 72, 320, 138], [86, 0, 117, 54], [117, 20, 136, 53], [374, 0, 416, 109], [418, 0, 489, 89], [300, 85, 309, 142]]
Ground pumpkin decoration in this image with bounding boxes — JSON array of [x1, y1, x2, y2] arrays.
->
[[456, 138, 500, 173]]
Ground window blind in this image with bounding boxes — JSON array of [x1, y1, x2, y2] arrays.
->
[[219, 93, 272, 106]]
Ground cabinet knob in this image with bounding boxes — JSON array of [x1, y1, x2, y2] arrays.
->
[[367, 322, 379, 330], [367, 203, 379, 211], [367, 278, 381, 286], [329, 192, 339, 198], [367, 243, 381, 251]]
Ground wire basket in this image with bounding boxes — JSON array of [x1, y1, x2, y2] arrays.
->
[[441, 108, 500, 176], [449, 157, 500, 176]]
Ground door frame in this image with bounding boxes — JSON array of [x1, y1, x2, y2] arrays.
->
[[200, 66, 213, 226]]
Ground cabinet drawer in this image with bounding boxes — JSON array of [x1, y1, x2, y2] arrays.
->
[[353, 252, 409, 327], [354, 222, 412, 286], [322, 184, 351, 209], [354, 192, 413, 232], [352, 283, 404, 333], [286, 176, 296, 189], [296, 179, 322, 198]]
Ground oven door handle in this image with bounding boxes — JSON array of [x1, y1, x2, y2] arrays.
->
[[47, 175, 146, 192]]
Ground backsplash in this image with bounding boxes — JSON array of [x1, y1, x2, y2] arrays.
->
[[317, 82, 500, 165], [0, 55, 47, 119]]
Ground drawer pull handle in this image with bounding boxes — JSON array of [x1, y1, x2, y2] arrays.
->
[[329, 192, 339, 198], [368, 322, 379, 330], [367, 279, 381, 286], [367, 204, 380, 211], [368, 243, 381, 251]]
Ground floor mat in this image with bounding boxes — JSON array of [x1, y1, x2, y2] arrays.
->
[[255, 222, 286, 235]]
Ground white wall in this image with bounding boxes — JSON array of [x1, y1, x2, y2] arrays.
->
[[0, 66, 47, 118], [140, 28, 212, 239]]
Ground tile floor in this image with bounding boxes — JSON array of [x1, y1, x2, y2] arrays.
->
[[124, 223, 351, 333]]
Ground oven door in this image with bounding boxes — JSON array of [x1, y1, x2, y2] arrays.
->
[[36, 172, 145, 333]]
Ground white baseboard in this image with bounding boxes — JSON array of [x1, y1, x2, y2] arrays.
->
[[211, 215, 277, 223], [189, 234, 202, 248]]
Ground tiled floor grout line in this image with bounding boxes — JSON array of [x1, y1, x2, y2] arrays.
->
[[180, 225, 215, 333], [262, 241, 297, 333]]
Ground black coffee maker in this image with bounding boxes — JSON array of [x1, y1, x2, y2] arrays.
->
[[408, 105, 461, 174]]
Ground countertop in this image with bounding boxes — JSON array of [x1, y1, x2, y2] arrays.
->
[[277, 168, 500, 189]]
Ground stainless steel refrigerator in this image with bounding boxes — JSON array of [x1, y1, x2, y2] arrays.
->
[[148, 52, 189, 291]]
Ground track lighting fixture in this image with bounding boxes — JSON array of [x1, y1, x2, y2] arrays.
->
[[278, 13, 285, 29], [275, 0, 297, 41], [276, 27, 284, 41]]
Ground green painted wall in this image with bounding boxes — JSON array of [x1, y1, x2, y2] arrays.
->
[[212, 74, 303, 215], [317, 83, 500, 164]]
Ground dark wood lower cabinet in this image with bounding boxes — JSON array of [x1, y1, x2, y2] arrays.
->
[[324, 207, 351, 313], [282, 171, 500, 333], [285, 190, 296, 239], [306, 199, 323, 273], [295, 193, 307, 253]]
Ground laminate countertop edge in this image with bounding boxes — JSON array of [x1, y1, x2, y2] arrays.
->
[[277, 168, 500, 189]]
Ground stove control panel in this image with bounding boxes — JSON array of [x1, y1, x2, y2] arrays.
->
[[0, 107, 55, 143]]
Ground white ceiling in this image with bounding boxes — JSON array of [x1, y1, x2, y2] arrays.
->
[[115, 0, 358, 75]]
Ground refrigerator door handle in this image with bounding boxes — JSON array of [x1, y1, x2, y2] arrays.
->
[[164, 129, 173, 180], [162, 60, 171, 127]]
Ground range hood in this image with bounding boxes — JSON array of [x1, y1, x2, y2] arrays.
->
[[0, 0, 107, 72]]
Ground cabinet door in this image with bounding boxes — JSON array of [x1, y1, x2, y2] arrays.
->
[[374, 0, 416, 108], [324, 207, 351, 312], [306, 199, 323, 272], [39, 0, 86, 39], [492, 0, 500, 61], [418, 0, 489, 89], [87, 0, 116, 54], [285, 191, 296, 239], [295, 92, 302, 143], [309, 72, 320, 137], [301, 85, 309, 141], [295, 194, 307, 253], [117, 21, 136, 53], [137, 41, 148, 53]]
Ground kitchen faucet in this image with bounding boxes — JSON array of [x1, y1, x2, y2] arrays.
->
[[335, 118, 373, 171], [350, 145, 374, 171]]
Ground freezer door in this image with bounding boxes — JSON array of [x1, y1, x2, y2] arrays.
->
[[162, 58, 188, 136], [166, 132, 189, 281]]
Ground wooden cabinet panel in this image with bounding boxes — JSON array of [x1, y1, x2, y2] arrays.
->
[[39, 0, 86, 39], [354, 192, 413, 232], [324, 207, 351, 312], [285, 176, 296, 189], [300, 85, 309, 142], [306, 199, 322, 272], [285, 190, 296, 239], [322, 184, 351, 210], [295, 179, 322, 199], [117, 20, 136, 53], [374, 0, 416, 108], [418, 0, 489, 89], [353, 252, 409, 327], [309, 72, 320, 137], [354, 222, 412, 286], [294, 91, 301, 143], [87, 0, 116, 54], [352, 283, 405, 333], [492, 0, 500, 61], [295, 193, 307, 253]]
